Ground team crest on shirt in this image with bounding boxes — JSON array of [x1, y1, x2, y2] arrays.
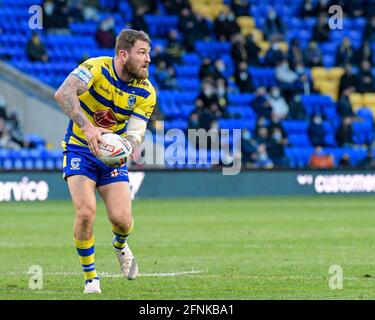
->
[[71, 158, 81, 170], [128, 95, 136, 108]]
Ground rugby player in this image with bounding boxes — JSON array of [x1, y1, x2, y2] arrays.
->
[[54, 29, 156, 293]]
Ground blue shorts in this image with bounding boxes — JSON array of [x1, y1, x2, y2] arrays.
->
[[62, 144, 129, 186]]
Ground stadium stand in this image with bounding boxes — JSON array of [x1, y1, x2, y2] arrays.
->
[[0, 0, 375, 170]]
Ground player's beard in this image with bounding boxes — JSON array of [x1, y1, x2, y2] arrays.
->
[[123, 57, 148, 80]]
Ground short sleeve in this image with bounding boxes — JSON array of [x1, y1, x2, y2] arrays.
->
[[71, 58, 102, 89]]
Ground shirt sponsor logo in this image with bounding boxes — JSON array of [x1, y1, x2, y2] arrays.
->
[[82, 62, 93, 70], [114, 88, 123, 96], [93, 109, 117, 128], [99, 84, 110, 95]]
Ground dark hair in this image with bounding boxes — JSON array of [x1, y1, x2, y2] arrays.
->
[[115, 29, 151, 55]]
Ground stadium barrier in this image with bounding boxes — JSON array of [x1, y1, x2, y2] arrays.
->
[[1, 170, 375, 202]]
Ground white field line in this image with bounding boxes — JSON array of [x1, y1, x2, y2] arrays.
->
[[4, 271, 375, 282], [5, 270, 203, 278]]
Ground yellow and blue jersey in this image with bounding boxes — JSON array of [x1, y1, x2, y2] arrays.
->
[[62, 56, 156, 150]]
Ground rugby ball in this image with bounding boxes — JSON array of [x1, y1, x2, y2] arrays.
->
[[97, 133, 132, 167]]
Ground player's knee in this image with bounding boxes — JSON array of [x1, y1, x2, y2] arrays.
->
[[75, 204, 96, 226], [111, 213, 133, 234]]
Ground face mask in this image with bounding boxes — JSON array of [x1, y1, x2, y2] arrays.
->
[[259, 153, 267, 161], [273, 132, 282, 141], [242, 131, 251, 139], [204, 88, 213, 96], [44, 3, 53, 15], [217, 87, 225, 96], [191, 119, 199, 126], [272, 90, 280, 98], [217, 64, 225, 72], [314, 117, 322, 125]]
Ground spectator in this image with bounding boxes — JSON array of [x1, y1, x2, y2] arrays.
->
[[216, 78, 228, 111], [178, 8, 197, 50], [194, 13, 211, 41], [231, 34, 248, 63], [199, 58, 226, 82], [0, 118, 21, 150], [312, 13, 330, 43], [42, 0, 56, 29], [308, 114, 326, 147], [288, 39, 304, 71], [96, 17, 116, 49], [199, 58, 214, 80], [269, 87, 289, 121], [251, 87, 273, 119], [337, 87, 356, 118], [197, 81, 219, 110], [264, 38, 285, 67], [234, 61, 254, 93], [0, 95, 7, 120], [155, 61, 178, 90], [336, 37, 356, 66], [213, 10, 240, 42], [81, 0, 100, 22], [354, 40, 373, 67], [308, 146, 335, 169], [53, 0, 70, 28], [357, 60, 375, 93], [300, 0, 316, 17], [255, 126, 270, 145], [179, 9, 210, 51], [366, 0, 375, 18], [131, 6, 149, 33], [359, 149, 375, 168], [268, 111, 287, 136], [26, 33, 49, 62], [165, 30, 185, 65], [267, 127, 288, 167], [69, 0, 85, 23], [288, 94, 307, 120], [303, 40, 323, 68], [336, 117, 353, 147], [162, 0, 191, 15], [275, 60, 299, 91], [194, 98, 214, 130], [6, 112, 34, 148], [188, 112, 200, 130], [255, 144, 274, 168], [345, 0, 365, 17], [339, 64, 358, 96], [241, 128, 258, 168], [264, 7, 285, 41], [231, 0, 251, 17], [365, 16, 375, 42], [339, 153, 352, 168], [129, 0, 157, 14], [295, 71, 313, 96], [314, 0, 331, 16], [245, 34, 261, 66], [151, 45, 169, 68]]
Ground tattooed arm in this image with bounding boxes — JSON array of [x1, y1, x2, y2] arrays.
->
[[54, 74, 109, 156]]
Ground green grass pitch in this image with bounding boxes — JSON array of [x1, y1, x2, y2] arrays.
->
[[0, 196, 374, 300]]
